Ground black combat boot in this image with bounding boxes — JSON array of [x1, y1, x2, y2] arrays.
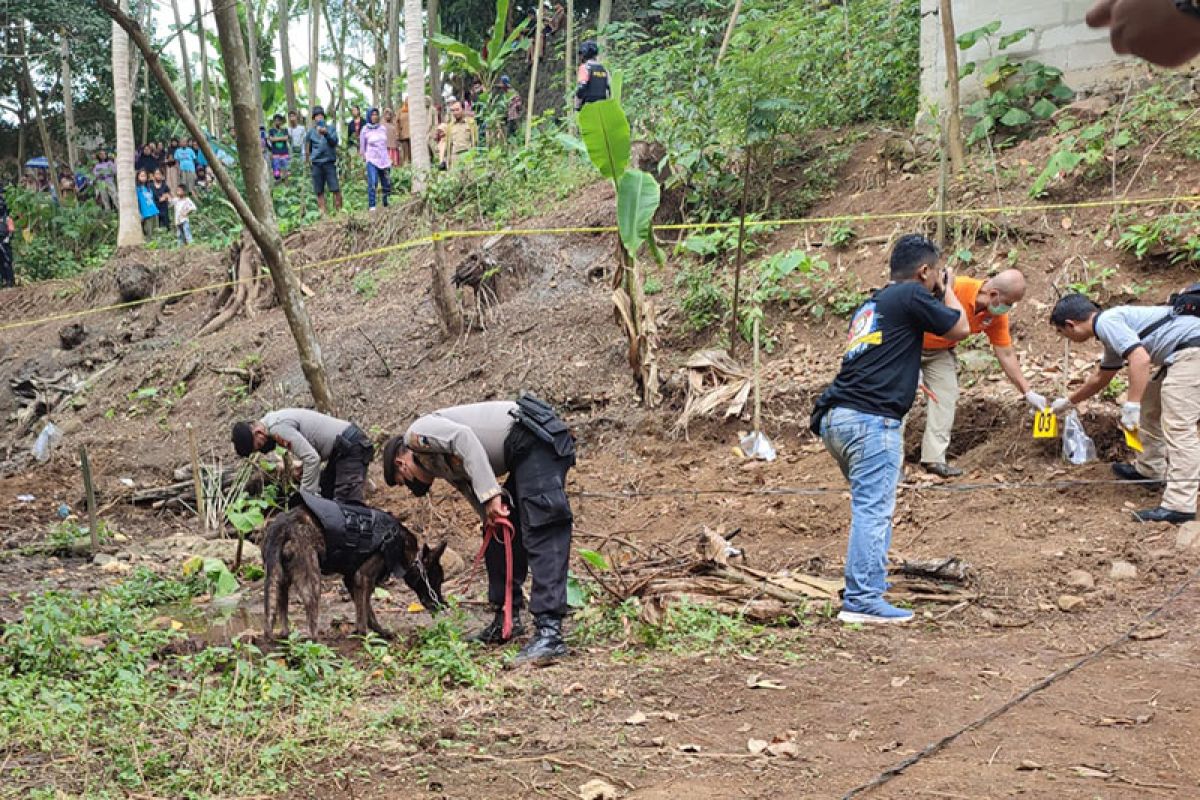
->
[[511, 614, 568, 666], [469, 609, 525, 644]]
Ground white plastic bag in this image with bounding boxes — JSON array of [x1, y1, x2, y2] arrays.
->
[[1062, 410, 1096, 465], [32, 422, 63, 463]]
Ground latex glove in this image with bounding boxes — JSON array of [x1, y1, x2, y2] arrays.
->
[[1120, 401, 1141, 432], [1024, 391, 1047, 411], [1050, 397, 1073, 415]]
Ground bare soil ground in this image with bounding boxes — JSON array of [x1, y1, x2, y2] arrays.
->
[[2, 98, 1200, 798]]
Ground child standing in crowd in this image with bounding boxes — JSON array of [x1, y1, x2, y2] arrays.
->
[[359, 107, 393, 211], [175, 140, 197, 193], [268, 115, 291, 181], [136, 170, 159, 238], [170, 185, 197, 246], [151, 169, 171, 228]]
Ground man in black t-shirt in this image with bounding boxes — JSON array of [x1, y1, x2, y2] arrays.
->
[[811, 235, 968, 624]]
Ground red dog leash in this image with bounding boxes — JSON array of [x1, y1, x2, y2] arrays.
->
[[472, 516, 516, 639]]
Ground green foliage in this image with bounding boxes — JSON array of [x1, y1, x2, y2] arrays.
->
[[4, 185, 114, 281], [1117, 213, 1200, 264], [608, 0, 920, 221], [958, 23, 1073, 146], [401, 610, 494, 691], [430, 0, 529, 89], [1067, 261, 1117, 296], [676, 260, 730, 331], [1101, 376, 1129, 402], [47, 519, 113, 555], [181, 555, 240, 597], [425, 118, 594, 223], [739, 249, 865, 349], [571, 598, 767, 655], [1029, 122, 1134, 197]]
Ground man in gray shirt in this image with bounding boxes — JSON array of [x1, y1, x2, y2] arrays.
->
[[232, 409, 374, 505], [381, 396, 576, 665], [1051, 293, 1200, 524]]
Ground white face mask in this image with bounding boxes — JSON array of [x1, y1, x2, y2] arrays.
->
[[988, 302, 1011, 316]]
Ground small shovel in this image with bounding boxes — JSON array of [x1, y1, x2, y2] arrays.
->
[[739, 317, 777, 462]]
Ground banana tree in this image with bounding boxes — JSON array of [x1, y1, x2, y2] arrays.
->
[[577, 95, 663, 406], [429, 0, 529, 91]]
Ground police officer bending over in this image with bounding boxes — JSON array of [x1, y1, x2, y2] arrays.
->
[[232, 409, 374, 505], [382, 396, 576, 666]]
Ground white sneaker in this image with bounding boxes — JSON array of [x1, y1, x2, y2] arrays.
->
[[837, 608, 914, 625]]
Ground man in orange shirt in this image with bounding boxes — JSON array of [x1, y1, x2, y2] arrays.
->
[[919, 269, 1045, 477]]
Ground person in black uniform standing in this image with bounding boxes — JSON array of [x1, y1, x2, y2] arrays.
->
[[574, 41, 610, 111], [382, 395, 576, 666]]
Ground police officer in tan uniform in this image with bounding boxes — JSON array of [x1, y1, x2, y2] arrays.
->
[[382, 395, 576, 665]]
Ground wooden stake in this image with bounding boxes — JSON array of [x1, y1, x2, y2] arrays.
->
[[79, 445, 99, 553], [728, 147, 753, 356], [752, 317, 763, 436], [187, 422, 206, 532], [938, 0, 965, 175]]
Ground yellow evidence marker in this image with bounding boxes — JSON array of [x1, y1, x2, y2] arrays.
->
[[1033, 408, 1058, 439]]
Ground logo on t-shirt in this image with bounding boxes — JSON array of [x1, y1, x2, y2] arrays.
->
[[844, 302, 883, 361]]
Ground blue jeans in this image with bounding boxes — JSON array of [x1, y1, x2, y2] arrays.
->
[[176, 219, 192, 245], [820, 407, 903, 609], [366, 163, 392, 209]]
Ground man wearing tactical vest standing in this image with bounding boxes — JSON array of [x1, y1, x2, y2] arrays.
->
[[575, 41, 610, 110], [382, 396, 576, 666]]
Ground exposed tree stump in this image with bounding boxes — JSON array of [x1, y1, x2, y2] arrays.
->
[[116, 263, 155, 302], [58, 323, 87, 350]]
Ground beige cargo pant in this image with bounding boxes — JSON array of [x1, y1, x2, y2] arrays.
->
[[919, 348, 959, 465], [1136, 348, 1200, 514]]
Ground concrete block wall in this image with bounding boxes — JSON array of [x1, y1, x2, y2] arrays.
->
[[919, 0, 1141, 108]]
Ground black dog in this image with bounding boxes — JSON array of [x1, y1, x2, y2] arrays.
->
[[262, 493, 446, 640]]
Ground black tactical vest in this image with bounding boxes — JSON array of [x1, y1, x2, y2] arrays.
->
[[579, 61, 610, 105]]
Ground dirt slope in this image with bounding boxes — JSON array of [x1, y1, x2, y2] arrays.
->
[[2, 93, 1200, 798]]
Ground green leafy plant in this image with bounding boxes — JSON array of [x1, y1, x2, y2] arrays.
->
[[1117, 212, 1200, 264], [957, 22, 1073, 146], [1029, 122, 1134, 197], [47, 519, 113, 555], [825, 222, 857, 249], [430, 0, 529, 91]]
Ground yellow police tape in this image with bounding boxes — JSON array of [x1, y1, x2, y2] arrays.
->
[[2, 192, 1197, 334]]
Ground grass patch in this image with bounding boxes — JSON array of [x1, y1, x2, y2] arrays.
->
[[570, 598, 785, 659], [0, 572, 496, 797]]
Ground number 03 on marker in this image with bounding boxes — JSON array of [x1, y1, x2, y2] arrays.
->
[[1033, 409, 1058, 439]]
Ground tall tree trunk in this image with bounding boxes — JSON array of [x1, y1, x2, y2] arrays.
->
[[524, 0, 544, 147], [141, 64, 150, 144], [938, 0, 965, 174], [97, 0, 335, 412], [196, 0, 214, 131], [171, 0, 197, 115], [716, 0, 742, 66], [60, 35, 78, 175], [278, 0, 297, 116], [18, 26, 56, 176], [111, 0, 143, 246], [427, 0, 441, 102], [385, 0, 399, 108], [322, 0, 345, 132], [245, 0, 264, 128], [16, 88, 27, 168], [564, 0, 574, 105], [404, 0, 430, 192], [309, 0, 321, 112], [596, 0, 611, 49]]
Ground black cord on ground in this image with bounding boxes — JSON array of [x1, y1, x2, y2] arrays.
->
[[839, 563, 1200, 799]]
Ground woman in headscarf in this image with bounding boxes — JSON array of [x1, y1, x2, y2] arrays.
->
[[358, 107, 393, 211]]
